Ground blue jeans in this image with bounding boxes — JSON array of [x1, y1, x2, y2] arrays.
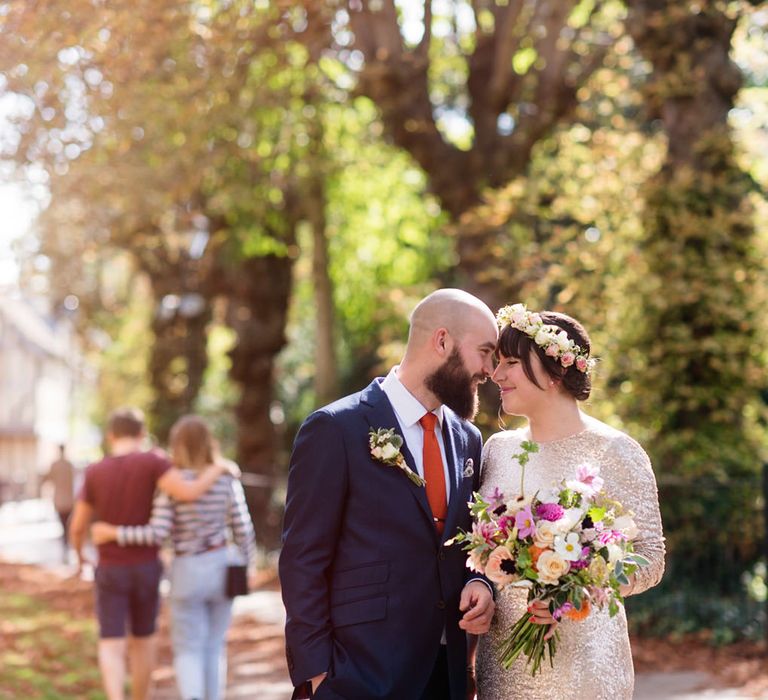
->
[[170, 548, 232, 700]]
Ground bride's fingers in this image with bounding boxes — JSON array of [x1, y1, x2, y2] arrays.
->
[[543, 622, 558, 641]]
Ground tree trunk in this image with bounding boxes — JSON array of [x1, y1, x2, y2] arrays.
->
[[225, 252, 294, 548], [621, 1, 764, 588], [307, 177, 339, 406], [141, 250, 213, 444]]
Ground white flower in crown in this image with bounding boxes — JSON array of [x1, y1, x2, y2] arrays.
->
[[496, 303, 595, 374]]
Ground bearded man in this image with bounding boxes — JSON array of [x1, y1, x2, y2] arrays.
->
[[280, 288, 498, 700]]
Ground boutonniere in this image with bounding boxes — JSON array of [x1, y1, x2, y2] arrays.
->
[[462, 458, 474, 478], [368, 427, 426, 487]]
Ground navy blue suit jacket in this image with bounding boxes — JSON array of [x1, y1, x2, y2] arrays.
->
[[279, 379, 485, 700]]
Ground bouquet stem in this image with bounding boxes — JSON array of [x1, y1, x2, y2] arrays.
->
[[498, 614, 560, 676]]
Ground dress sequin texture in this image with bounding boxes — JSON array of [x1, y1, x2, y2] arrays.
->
[[475, 417, 665, 700]]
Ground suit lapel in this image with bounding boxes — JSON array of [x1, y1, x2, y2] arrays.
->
[[361, 380, 435, 532], [441, 412, 466, 543]]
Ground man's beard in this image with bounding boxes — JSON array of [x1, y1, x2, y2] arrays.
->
[[424, 347, 482, 421]]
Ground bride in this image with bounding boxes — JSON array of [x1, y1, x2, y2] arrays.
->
[[473, 305, 665, 700]]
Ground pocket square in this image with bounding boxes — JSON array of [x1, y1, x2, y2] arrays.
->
[[462, 458, 474, 478]]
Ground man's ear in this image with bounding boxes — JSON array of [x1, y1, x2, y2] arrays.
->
[[433, 327, 451, 357]]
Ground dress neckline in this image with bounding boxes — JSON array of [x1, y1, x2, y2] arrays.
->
[[524, 422, 592, 446]]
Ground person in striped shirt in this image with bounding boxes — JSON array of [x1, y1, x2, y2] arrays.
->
[[92, 415, 255, 700]]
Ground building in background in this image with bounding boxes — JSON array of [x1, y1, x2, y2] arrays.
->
[[0, 293, 93, 502]]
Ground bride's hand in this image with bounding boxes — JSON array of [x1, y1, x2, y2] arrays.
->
[[528, 599, 558, 640]]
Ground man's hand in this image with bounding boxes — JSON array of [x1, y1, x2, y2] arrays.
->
[[91, 521, 118, 545], [310, 672, 327, 694], [458, 580, 495, 634]]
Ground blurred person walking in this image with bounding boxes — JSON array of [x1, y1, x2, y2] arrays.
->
[[42, 443, 75, 562], [93, 414, 256, 700], [69, 408, 230, 700]]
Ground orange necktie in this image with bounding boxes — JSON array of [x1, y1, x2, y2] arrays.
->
[[419, 413, 447, 536]]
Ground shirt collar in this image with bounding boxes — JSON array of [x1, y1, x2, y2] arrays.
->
[[380, 366, 445, 429]]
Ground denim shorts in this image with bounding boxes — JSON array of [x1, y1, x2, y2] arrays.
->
[[95, 559, 163, 638]]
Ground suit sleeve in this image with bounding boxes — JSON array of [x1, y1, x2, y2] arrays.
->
[[464, 428, 494, 593], [279, 409, 349, 686]]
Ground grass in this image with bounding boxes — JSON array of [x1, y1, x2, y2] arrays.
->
[[0, 590, 105, 700]]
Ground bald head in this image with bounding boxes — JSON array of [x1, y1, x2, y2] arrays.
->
[[408, 288, 496, 346]]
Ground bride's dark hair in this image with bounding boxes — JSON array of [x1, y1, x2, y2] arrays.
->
[[496, 311, 592, 401]]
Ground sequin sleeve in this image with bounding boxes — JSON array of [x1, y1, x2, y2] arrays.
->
[[600, 435, 665, 596]]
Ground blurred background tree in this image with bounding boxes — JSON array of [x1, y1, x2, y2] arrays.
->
[[1, 0, 767, 635]]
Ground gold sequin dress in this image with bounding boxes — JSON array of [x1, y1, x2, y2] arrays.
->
[[475, 416, 665, 700]]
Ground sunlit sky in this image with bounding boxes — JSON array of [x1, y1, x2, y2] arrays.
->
[[0, 184, 38, 286]]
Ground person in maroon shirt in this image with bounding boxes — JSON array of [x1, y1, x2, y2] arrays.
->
[[69, 407, 233, 700]]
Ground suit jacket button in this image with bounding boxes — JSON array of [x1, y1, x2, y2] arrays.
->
[[438, 550, 445, 561], [437, 600, 446, 609]]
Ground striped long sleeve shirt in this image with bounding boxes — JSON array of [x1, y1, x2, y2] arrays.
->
[[116, 471, 255, 562]]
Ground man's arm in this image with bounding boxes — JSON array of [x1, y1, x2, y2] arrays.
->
[[68, 499, 93, 574], [156, 463, 227, 502], [459, 430, 495, 634], [279, 410, 348, 690]]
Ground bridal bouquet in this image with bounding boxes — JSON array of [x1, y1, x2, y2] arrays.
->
[[447, 441, 648, 675]]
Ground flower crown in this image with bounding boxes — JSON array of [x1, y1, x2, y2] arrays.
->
[[496, 303, 595, 373]]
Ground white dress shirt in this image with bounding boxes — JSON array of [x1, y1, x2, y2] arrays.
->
[[380, 366, 452, 499]]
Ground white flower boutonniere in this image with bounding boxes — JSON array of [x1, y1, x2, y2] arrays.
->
[[368, 427, 426, 487]]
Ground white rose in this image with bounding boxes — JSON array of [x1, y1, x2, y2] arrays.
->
[[371, 446, 384, 459], [612, 515, 639, 540], [556, 330, 572, 351], [534, 329, 552, 346], [536, 551, 570, 585], [533, 520, 558, 548], [381, 443, 400, 461]]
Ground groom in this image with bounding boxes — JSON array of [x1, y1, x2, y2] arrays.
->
[[280, 289, 498, 700]]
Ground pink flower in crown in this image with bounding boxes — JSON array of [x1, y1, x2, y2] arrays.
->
[[515, 505, 537, 539], [575, 356, 588, 372], [536, 502, 565, 522], [545, 344, 560, 358], [510, 309, 528, 325], [561, 351, 576, 367]]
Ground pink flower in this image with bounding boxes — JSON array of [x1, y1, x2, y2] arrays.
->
[[489, 487, 505, 511], [546, 344, 560, 358], [497, 515, 516, 538], [575, 356, 588, 372], [561, 351, 575, 367], [485, 546, 518, 587], [552, 602, 574, 621], [570, 546, 591, 570], [597, 530, 627, 546], [515, 505, 536, 539], [473, 520, 496, 546], [536, 502, 565, 522], [577, 464, 604, 495]]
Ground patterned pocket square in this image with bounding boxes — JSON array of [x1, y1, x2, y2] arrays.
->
[[462, 458, 474, 478]]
